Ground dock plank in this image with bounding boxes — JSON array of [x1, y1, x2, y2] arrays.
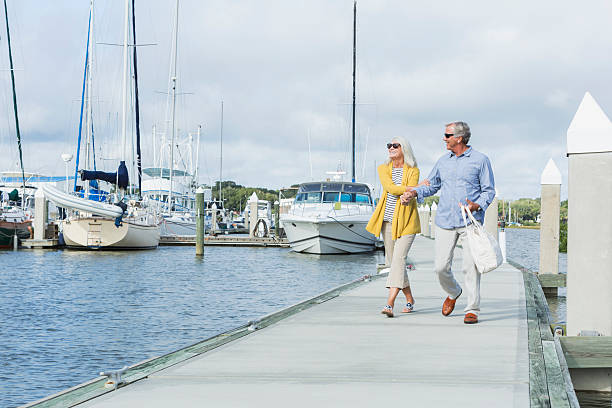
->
[[537, 274, 567, 288], [559, 336, 612, 368], [542, 340, 570, 408]]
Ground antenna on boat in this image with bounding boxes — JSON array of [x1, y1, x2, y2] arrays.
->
[[351, 0, 357, 183]]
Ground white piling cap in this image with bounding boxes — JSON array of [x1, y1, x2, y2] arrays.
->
[[567, 92, 612, 154], [431, 202, 438, 210], [196, 187, 205, 194], [211, 203, 217, 209], [248, 192, 259, 202], [35, 189, 45, 198], [540, 158, 562, 185]]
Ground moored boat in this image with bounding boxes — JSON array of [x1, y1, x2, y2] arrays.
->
[[281, 181, 376, 254]]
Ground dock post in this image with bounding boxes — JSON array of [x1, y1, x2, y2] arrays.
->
[[498, 221, 507, 263], [211, 203, 218, 234], [34, 189, 48, 240], [429, 202, 437, 239], [248, 192, 258, 237], [539, 159, 561, 296], [419, 205, 430, 237], [195, 187, 204, 256], [274, 200, 280, 238], [565, 91, 612, 391], [484, 193, 498, 241]]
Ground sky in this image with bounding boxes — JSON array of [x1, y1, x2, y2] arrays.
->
[[2, 0, 612, 200]]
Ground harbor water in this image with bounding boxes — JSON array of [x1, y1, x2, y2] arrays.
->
[[0, 228, 606, 407]]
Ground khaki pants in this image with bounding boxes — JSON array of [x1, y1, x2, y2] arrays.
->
[[382, 222, 415, 289], [434, 225, 481, 316]]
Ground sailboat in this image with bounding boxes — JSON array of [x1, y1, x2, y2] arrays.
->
[[43, 0, 159, 249], [281, 1, 377, 254], [140, 0, 206, 237], [0, 0, 32, 249]]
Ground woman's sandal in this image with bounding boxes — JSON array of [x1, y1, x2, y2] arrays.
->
[[402, 302, 414, 313], [381, 305, 394, 318]]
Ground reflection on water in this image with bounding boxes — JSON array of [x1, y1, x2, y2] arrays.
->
[[506, 228, 612, 407], [505, 228, 566, 323]]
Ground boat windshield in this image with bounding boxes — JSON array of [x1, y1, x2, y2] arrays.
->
[[295, 182, 372, 204]]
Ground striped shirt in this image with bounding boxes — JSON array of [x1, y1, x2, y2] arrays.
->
[[383, 167, 404, 222]]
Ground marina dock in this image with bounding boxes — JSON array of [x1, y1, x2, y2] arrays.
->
[[27, 236, 576, 407]]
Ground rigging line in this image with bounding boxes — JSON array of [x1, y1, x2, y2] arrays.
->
[[3, 0, 26, 201], [326, 212, 376, 243]]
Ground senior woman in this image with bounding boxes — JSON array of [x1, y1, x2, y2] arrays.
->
[[366, 136, 423, 318]]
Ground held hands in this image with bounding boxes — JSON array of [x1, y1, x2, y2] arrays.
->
[[400, 179, 428, 205]]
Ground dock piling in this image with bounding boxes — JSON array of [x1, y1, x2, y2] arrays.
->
[[565, 92, 612, 391], [273, 200, 280, 238], [34, 189, 48, 241], [419, 205, 430, 237], [195, 187, 204, 256], [539, 158, 562, 296], [429, 202, 437, 239], [248, 192, 258, 238]]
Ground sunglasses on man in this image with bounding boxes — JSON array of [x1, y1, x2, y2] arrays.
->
[[386, 143, 401, 149], [444, 133, 456, 138]]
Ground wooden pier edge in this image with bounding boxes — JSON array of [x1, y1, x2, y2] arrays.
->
[[22, 273, 383, 408], [509, 260, 580, 408]]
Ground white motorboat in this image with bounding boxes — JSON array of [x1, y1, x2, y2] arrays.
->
[[281, 181, 376, 254]]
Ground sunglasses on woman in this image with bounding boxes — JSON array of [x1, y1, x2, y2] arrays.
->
[[386, 143, 401, 149]]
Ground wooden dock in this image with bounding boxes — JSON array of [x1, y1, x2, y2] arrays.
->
[[159, 235, 290, 247], [25, 236, 578, 407]]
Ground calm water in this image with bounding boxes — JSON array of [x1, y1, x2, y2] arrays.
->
[[1, 230, 608, 407], [1, 246, 384, 407]]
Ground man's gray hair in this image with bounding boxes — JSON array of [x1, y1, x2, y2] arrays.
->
[[446, 121, 471, 144]]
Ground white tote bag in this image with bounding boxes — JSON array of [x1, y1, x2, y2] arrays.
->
[[460, 205, 503, 274]]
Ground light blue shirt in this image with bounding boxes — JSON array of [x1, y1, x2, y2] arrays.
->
[[415, 147, 495, 229]]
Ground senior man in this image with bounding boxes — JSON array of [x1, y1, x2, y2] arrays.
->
[[402, 121, 495, 324]]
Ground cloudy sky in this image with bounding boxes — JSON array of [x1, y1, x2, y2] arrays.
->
[[1, 0, 612, 199]]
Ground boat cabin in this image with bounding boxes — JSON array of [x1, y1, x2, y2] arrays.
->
[[294, 182, 372, 205]]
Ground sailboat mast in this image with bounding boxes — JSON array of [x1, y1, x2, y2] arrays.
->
[[351, 0, 356, 183], [3, 0, 26, 202], [195, 125, 201, 186], [168, 0, 179, 211], [219, 101, 223, 204], [74, 6, 92, 192], [132, 0, 142, 198], [120, 0, 129, 181]]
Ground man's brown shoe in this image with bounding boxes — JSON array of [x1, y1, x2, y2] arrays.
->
[[442, 289, 462, 316], [464, 313, 478, 324]]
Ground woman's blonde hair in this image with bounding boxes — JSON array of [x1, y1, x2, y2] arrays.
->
[[386, 136, 417, 168]]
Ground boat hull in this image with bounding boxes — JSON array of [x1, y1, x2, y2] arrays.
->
[[0, 220, 31, 248], [62, 217, 160, 250], [160, 216, 196, 237], [282, 217, 375, 254]]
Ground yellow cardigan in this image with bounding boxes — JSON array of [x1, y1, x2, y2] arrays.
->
[[366, 162, 421, 240]]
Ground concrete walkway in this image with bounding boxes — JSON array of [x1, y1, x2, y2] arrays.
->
[[81, 236, 529, 407]]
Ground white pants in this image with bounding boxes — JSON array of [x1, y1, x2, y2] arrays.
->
[[434, 225, 481, 316], [382, 222, 415, 289]]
